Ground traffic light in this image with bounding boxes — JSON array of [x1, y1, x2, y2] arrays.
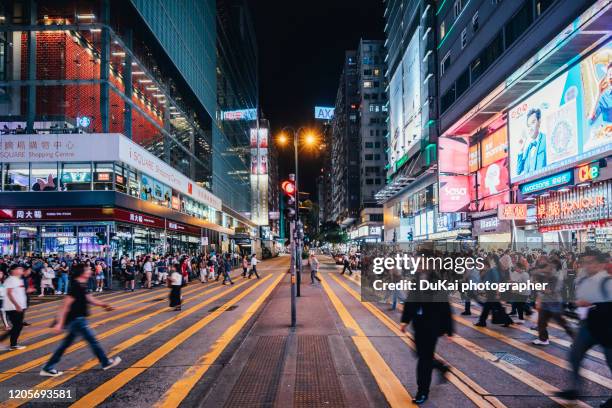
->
[[281, 177, 296, 220]]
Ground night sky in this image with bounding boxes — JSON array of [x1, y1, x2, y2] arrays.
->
[[247, 0, 385, 200]]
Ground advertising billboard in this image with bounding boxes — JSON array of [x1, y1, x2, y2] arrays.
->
[[439, 175, 470, 212], [438, 136, 469, 174], [388, 29, 421, 174], [250, 127, 269, 226], [314, 106, 335, 120], [508, 40, 612, 184], [481, 126, 508, 167], [477, 158, 509, 199]]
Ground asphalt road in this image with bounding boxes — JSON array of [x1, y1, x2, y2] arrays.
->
[[0, 255, 609, 407]]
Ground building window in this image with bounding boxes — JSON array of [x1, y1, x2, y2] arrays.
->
[[363, 69, 372, 76], [456, 68, 470, 97], [461, 28, 467, 49], [373, 68, 380, 76], [94, 162, 114, 191], [440, 20, 446, 39], [505, 1, 533, 49], [440, 84, 456, 113], [370, 129, 374, 136], [61, 162, 92, 191], [364, 93, 371, 100], [364, 81, 373, 88], [2, 163, 29, 191], [365, 154, 374, 160], [441, 51, 451, 75], [30, 163, 58, 191], [375, 178, 381, 185], [374, 154, 381, 160], [454, 0, 464, 18], [371, 93, 379, 100], [366, 179, 374, 185], [375, 142, 381, 148], [365, 142, 374, 148], [472, 11, 479, 31]]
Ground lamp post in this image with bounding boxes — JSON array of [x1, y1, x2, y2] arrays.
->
[[277, 127, 317, 304]]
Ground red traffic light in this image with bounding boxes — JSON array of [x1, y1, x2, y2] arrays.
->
[[281, 180, 296, 196]]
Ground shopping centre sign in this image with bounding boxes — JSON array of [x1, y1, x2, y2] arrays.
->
[[0, 133, 223, 211]]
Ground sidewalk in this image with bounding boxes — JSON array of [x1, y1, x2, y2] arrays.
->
[[196, 259, 386, 408]]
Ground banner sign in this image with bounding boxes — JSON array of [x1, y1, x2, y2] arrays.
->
[[314, 106, 335, 120], [498, 204, 528, 220]]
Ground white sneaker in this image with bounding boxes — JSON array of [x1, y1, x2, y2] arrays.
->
[[102, 356, 121, 370], [9, 345, 26, 350], [40, 368, 63, 377], [532, 339, 549, 346]]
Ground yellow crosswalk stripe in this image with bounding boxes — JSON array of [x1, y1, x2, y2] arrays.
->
[[449, 302, 607, 361], [331, 274, 505, 408], [0, 281, 207, 361], [13, 285, 195, 342], [453, 314, 612, 390], [338, 273, 593, 408], [0, 278, 261, 408], [319, 275, 415, 408], [154, 273, 285, 408], [0, 281, 235, 384], [69, 274, 275, 408]]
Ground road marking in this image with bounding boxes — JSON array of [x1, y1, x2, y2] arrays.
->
[[154, 273, 285, 408], [449, 302, 607, 361], [0, 278, 262, 408], [331, 274, 505, 408], [453, 314, 612, 390], [319, 275, 414, 408], [337, 273, 593, 408], [12, 285, 196, 342], [0, 281, 209, 363], [0, 281, 236, 384], [70, 274, 275, 408]]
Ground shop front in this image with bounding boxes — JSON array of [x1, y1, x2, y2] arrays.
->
[[536, 179, 611, 251], [471, 214, 512, 248], [0, 207, 227, 257]]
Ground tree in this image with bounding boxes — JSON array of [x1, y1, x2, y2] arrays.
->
[[316, 221, 348, 244]]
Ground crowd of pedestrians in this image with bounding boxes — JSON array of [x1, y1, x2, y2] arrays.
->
[[0, 249, 262, 377]]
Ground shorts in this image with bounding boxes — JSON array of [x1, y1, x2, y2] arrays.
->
[[96, 275, 104, 280]]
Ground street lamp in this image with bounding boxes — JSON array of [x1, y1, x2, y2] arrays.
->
[[276, 126, 319, 327]]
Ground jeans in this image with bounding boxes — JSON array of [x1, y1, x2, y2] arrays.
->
[[537, 309, 573, 341], [57, 274, 69, 293], [569, 322, 612, 390], [0, 310, 24, 346], [310, 269, 321, 284], [43, 317, 110, 371]]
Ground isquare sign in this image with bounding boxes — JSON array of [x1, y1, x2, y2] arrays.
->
[[314, 106, 334, 120]]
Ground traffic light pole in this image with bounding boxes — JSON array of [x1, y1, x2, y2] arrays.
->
[[294, 134, 302, 297], [289, 221, 296, 327]]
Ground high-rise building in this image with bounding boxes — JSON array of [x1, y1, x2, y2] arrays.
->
[[375, 0, 439, 243], [330, 50, 360, 226], [0, 0, 260, 257], [435, 0, 611, 246]]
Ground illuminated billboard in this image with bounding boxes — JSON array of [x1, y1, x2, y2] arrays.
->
[[221, 108, 257, 121], [250, 127, 269, 226], [439, 175, 470, 212], [438, 136, 469, 174], [508, 40, 612, 184], [314, 106, 335, 120], [388, 29, 421, 174]]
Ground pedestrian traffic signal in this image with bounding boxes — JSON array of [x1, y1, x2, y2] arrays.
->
[[281, 180, 296, 196]]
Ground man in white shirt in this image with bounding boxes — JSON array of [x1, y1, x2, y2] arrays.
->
[[248, 254, 260, 279], [0, 265, 28, 350]]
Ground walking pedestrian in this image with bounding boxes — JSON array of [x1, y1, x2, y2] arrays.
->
[[248, 254, 260, 279], [143, 256, 154, 289], [509, 260, 531, 323], [95, 261, 105, 292], [400, 269, 452, 404], [39, 263, 121, 377], [56, 261, 69, 295], [40, 262, 55, 296], [241, 255, 249, 277], [0, 265, 28, 350], [341, 254, 353, 276], [556, 249, 611, 403], [199, 257, 208, 283], [0, 270, 10, 330], [168, 263, 182, 311], [533, 259, 574, 346], [124, 260, 136, 292], [221, 254, 234, 285], [475, 254, 513, 327], [309, 253, 321, 284]]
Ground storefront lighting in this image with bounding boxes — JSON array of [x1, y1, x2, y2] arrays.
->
[[540, 192, 550, 198], [0, 16, 5, 21], [138, 79, 153, 83], [169, 106, 177, 110], [153, 94, 164, 98], [111, 51, 126, 57], [145, 86, 159, 91], [76, 13, 96, 20], [170, 112, 182, 116], [132, 71, 145, 75], [577, 182, 591, 188], [557, 187, 570, 192], [524, 196, 535, 201], [89, 28, 101, 33]]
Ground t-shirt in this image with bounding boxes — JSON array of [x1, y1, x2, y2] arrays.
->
[[170, 272, 182, 286], [251, 257, 258, 266], [125, 266, 136, 279], [3, 276, 28, 311], [144, 262, 153, 273], [66, 281, 88, 323]]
